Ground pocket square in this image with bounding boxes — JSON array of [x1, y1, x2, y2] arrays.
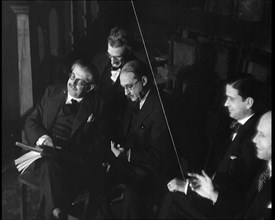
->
[[268, 202, 272, 209], [87, 113, 95, 123], [230, 155, 237, 160]]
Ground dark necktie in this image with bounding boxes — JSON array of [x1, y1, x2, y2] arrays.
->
[[70, 99, 78, 106], [258, 169, 270, 192], [230, 121, 242, 133], [63, 99, 79, 115]]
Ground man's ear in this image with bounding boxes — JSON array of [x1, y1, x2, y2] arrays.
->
[[141, 76, 148, 87], [86, 84, 95, 93], [246, 97, 254, 109]]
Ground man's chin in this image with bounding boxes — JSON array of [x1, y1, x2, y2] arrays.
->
[[127, 96, 136, 102], [68, 90, 79, 99], [130, 98, 137, 102]]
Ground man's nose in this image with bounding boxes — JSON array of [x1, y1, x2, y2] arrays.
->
[[71, 78, 78, 87], [110, 58, 116, 65], [124, 89, 130, 96], [224, 99, 229, 107]]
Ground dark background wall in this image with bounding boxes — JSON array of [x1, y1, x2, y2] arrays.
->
[[2, 1, 20, 162]]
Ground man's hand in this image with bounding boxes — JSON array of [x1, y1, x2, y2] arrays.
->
[[167, 178, 189, 193], [188, 170, 218, 203], [42, 137, 53, 147], [110, 141, 125, 157], [42, 137, 54, 147]]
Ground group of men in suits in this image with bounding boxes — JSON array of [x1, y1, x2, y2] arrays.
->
[[23, 26, 173, 220], [22, 25, 271, 220]]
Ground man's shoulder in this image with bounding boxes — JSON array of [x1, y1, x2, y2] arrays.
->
[[144, 88, 163, 114], [44, 84, 66, 97], [242, 113, 261, 130]]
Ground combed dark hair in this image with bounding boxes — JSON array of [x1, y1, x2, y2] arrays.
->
[[227, 73, 269, 113], [71, 59, 98, 85]]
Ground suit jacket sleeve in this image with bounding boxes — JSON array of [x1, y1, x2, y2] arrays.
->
[[24, 86, 54, 145]]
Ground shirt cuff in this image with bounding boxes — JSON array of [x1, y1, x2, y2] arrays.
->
[[36, 134, 51, 146], [127, 149, 131, 162], [211, 191, 219, 205]]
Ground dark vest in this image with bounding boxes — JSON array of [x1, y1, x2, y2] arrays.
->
[[51, 103, 78, 146]]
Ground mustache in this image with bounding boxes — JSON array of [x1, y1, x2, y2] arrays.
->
[[68, 83, 77, 90]]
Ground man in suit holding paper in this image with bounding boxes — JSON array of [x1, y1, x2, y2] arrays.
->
[[24, 59, 107, 220], [158, 75, 269, 219]]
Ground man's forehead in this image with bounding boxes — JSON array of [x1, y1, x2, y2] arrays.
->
[[108, 44, 127, 57], [258, 113, 271, 133], [72, 65, 92, 81], [226, 84, 239, 96], [120, 71, 136, 81]]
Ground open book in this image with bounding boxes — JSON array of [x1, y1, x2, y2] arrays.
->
[[14, 142, 61, 174]]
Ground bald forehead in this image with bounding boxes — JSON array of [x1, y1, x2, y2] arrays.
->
[[120, 71, 136, 79], [259, 112, 271, 133]]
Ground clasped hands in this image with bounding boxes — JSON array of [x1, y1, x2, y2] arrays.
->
[[167, 170, 218, 203]]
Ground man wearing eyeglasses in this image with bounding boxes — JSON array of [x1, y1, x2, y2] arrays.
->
[[98, 60, 172, 219], [23, 59, 107, 220]]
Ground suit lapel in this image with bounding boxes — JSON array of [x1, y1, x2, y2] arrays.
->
[[230, 114, 259, 153], [71, 94, 94, 136], [217, 114, 259, 173], [130, 89, 155, 133]]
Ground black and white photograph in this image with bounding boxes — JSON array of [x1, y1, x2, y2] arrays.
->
[[2, 1, 271, 219]]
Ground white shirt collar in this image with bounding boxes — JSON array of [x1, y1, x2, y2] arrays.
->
[[110, 69, 121, 83], [232, 113, 254, 141], [238, 113, 254, 125], [66, 93, 83, 104], [139, 90, 150, 110]]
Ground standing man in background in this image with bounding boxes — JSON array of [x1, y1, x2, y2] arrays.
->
[[92, 26, 139, 144]]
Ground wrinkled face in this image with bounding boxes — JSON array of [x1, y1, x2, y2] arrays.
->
[[67, 65, 93, 99], [107, 43, 127, 69], [224, 84, 251, 120], [120, 71, 145, 102], [253, 114, 271, 161]]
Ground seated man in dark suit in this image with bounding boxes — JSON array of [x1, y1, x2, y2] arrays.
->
[[99, 60, 172, 219], [24, 59, 107, 220], [240, 111, 271, 219], [158, 75, 267, 219]]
